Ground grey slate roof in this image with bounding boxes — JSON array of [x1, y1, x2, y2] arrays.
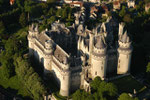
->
[[95, 36, 106, 49], [121, 31, 130, 43]]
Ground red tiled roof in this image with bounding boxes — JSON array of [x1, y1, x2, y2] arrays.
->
[[10, 0, 15, 5], [146, 3, 150, 8], [113, 1, 119, 5], [90, 6, 98, 14], [69, 1, 83, 7]]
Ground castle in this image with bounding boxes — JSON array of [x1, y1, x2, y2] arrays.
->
[[28, 17, 133, 96]]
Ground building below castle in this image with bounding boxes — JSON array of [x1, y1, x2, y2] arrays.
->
[[28, 17, 133, 96]]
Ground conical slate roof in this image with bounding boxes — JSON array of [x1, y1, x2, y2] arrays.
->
[[121, 31, 130, 43], [77, 23, 84, 33], [95, 36, 106, 49]]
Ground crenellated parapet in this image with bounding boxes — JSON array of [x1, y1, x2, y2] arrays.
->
[[118, 31, 133, 54], [28, 24, 39, 38]]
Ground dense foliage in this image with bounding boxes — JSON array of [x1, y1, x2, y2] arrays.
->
[[118, 93, 139, 100], [73, 77, 118, 100]]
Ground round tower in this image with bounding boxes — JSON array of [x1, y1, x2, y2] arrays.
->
[[117, 31, 133, 74], [60, 56, 70, 96], [91, 35, 107, 80], [43, 39, 54, 73]]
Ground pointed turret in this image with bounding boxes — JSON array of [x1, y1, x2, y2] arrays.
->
[[95, 36, 106, 49], [35, 24, 38, 32], [121, 31, 130, 43], [77, 23, 85, 35]]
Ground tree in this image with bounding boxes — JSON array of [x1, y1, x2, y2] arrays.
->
[[118, 93, 139, 100], [62, 9, 67, 19], [90, 77, 118, 99], [2, 60, 14, 79], [0, 21, 5, 38], [48, 8, 55, 16], [0, 0, 9, 5], [47, 16, 56, 24], [16, 0, 24, 10], [123, 14, 132, 23], [105, 83, 118, 96], [72, 89, 94, 100], [15, 57, 46, 100], [90, 76, 102, 91], [119, 6, 126, 18], [19, 13, 27, 27], [47, 0, 56, 4], [146, 62, 150, 73], [146, 62, 150, 79], [5, 38, 19, 56], [56, 9, 62, 17], [73, 90, 82, 100]]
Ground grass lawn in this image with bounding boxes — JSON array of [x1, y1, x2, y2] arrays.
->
[[111, 75, 147, 94]]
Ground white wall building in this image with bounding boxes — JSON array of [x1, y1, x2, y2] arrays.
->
[[28, 20, 133, 96]]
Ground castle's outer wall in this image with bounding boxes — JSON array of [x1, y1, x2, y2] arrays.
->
[[106, 55, 117, 74], [117, 53, 132, 74]]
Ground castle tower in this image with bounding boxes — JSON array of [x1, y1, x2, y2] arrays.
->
[[91, 35, 107, 80], [28, 24, 39, 56], [43, 39, 54, 73], [60, 56, 70, 96], [117, 31, 133, 74]]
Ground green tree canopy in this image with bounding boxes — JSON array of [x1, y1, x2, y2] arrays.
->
[[2, 59, 14, 79], [16, 0, 24, 10], [19, 12, 27, 27], [146, 62, 150, 73], [47, 0, 56, 4], [15, 57, 46, 100], [123, 14, 132, 23], [119, 6, 126, 18], [90, 76, 102, 91], [118, 93, 139, 100], [0, 21, 5, 38]]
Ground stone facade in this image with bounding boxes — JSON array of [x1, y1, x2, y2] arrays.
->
[[28, 18, 132, 96]]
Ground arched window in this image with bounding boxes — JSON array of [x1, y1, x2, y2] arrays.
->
[[95, 71, 97, 75]]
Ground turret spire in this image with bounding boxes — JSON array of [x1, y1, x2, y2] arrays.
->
[[95, 36, 106, 49], [121, 31, 130, 43]]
